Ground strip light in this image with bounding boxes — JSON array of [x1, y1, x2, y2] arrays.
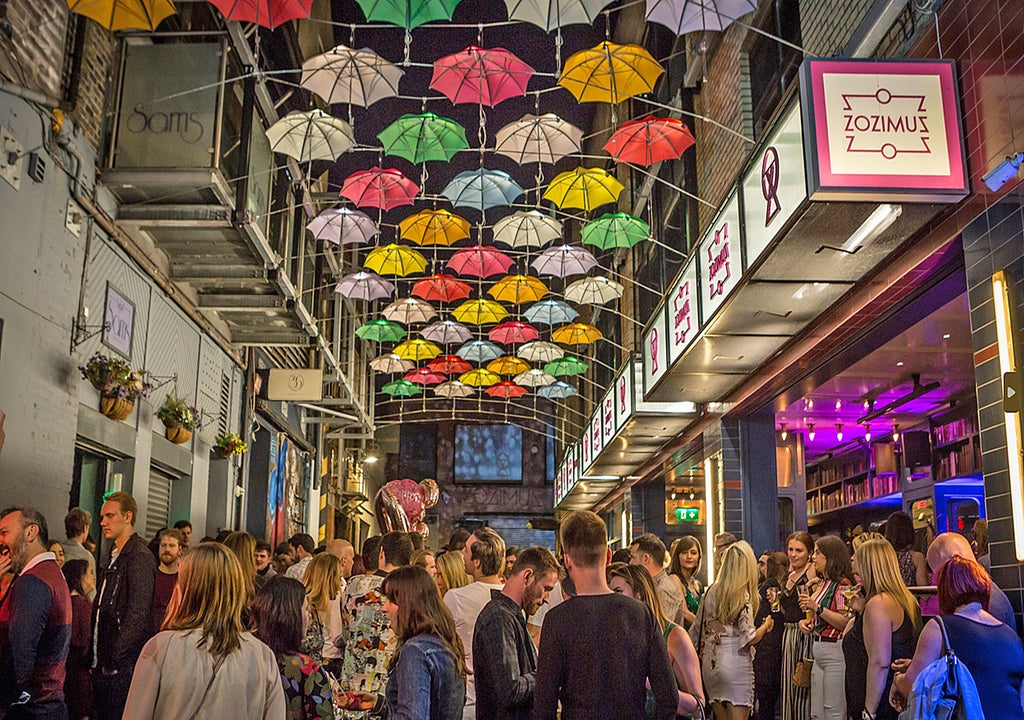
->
[[841, 204, 903, 253], [704, 456, 715, 585], [992, 270, 1024, 562]]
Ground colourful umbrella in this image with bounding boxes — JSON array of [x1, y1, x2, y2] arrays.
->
[[378, 113, 469, 164], [564, 275, 623, 304], [485, 381, 528, 398], [68, 0, 175, 30], [382, 379, 421, 397], [489, 321, 540, 345], [523, 299, 579, 325], [393, 339, 442, 361], [447, 246, 515, 278], [428, 355, 473, 374], [456, 340, 504, 363], [558, 41, 664, 104], [538, 380, 578, 399], [430, 47, 534, 107], [355, 0, 461, 29], [488, 275, 549, 304], [404, 367, 446, 385], [530, 245, 598, 277], [420, 321, 473, 345], [604, 117, 695, 166], [364, 244, 429, 276], [300, 44, 403, 107], [335, 271, 395, 301], [340, 167, 419, 210], [494, 114, 583, 165], [442, 169, 524, 212], [434, 380, 476, 398], [581, 212, 651, 250], [503, 0, 615, 30], [411, 274, 473, 302], [514, 368, 557, 387], [487, 356, 531, 376], [492, 210, 564, 249], [518, 340, 564, 363], [645, 0, 756, 35], [453, 299, 509, 325], [208, 0, 312, 28], [266, 110, 354, 162], [355, 319, 406, 342], [370, 353, 415, 373], [543, 355, 589, 376], [459, 368, 501, 387], [552, 323, 603, 345], [399, 210, 471, 247], [544, 167, 624, 212], [382, 298, 437, 324], [307, 208, 377, 246]]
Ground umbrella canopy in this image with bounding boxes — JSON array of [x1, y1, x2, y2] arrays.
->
[[370, 353, 415, 373], [452, 299, 509, 325], [492, 210, 564, 249], [364, 244, 429, 276], [382, 298, 437, 324], [442, 169, 524, 212], [552, 322, 603, 345], [430, 46, 534, 107], [307, 207, 378, 246], [558, 41, 664, 104], [399, 210, 471, 247], [489, 321, 540, 345], [543, 355, 589, 376], [420, 320, 473, 345], [514, 368, 557, 387], [411, 274, 473, 302], [485, 381, 528, 398], [393, 339, 443, 361], [456, 340, 504, 363], [503, 0, 615, 30], [564, 275, 624, 304], [208, 0, 314, 27], [300, 44, 403, 107], [488, 274, 549, 304], [494, 114, 583, 165], [538, 380, 578, 398], [459, 368, 501, 387], [544, 167, 624, 212], [355, 0, 461, 28], [523, 299, 579, 325], [355, 319, 407, 342], [581, 212, 651, 250], [530, 245, 598, 277], [487, 356, 531, 376], [447, 245, 515, 278], [434, 380, 476, 398], [382, 379, 421, 397], [517, 340, 564, 363], [68, 0, 175, 30], [340, 167, 419, 210], [335, 271, 395, 301], [404, 367, 446, 385], [266, 110, 354, 162], [379, 113, 469, 164], [604, 116, 696, 166], [646, 0, 756, 35], [428, 355, 473, 374]]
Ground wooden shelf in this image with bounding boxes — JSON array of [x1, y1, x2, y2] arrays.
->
[[809, 492, 902, 523], [932, 434, 978, 453]]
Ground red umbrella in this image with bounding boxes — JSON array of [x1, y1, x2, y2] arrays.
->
[[447, 246, 514, 278], [604, 117, 695, 167], [428, 355, 473, 374], [340, 167, 419, 211], [430, 46, 534, 107], [485, 380, 528, 398], [411, 274, 473, 303], [404, 367, 447, 385], [208, 0, 313, 28], [488, 321, 540, 345]]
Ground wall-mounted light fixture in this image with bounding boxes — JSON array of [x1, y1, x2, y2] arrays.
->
[[993, 270, 1024, 561], [808, 423, 816, 442], [864, 425, 872, 442], [780, 423, 788, 441], [892, 423, 900, 443], [836, 423, 844, 442]]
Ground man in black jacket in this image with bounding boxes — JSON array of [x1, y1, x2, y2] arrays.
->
[[473, 547, 560, 720], [91, 491, 156, 720]]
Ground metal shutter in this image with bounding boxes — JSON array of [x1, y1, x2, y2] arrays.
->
[[146, 470, 173, 539]]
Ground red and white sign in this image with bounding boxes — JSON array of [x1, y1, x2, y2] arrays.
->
[[602, 392, 615, 446], [614, 363, 634, 434], [642, 305, 669, 395], [698, 192, 742, 321], [667, 259, 699, 364], [590, 414, 603, 461], [801, 58, 967, 202]]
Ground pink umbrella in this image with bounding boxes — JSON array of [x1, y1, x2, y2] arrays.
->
[[404, 367, 447, 385], [447, 246, 515, 278], [489, 321, 540, 344], [208, 0, 313, 29], [430, 47, 535, 107], [340, 167, 419, 211], [485, 380, 528, 398]]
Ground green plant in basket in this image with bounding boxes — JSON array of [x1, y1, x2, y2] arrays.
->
[[156, 395, 200, 430], [214, 432, 248, 456], [79, 353, 152, 401]]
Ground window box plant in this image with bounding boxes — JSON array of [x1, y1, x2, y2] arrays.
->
[[213, 432, 248, 459], [79, 354, 151, 421]]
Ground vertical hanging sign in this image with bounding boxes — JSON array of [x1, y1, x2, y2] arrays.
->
[[667, 259, 699, 365], [614, 363, 634, 434], [698, 192, 743, 322], [590, 413, 603, 462], [602, 390, 616, 446], [642, 305, 669, 397]]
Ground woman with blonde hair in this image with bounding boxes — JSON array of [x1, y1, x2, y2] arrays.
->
[[123, 543, 285, 720], [435, 550, 471, 597], [301, 552, 344, 673], [842, 539, 919, 720], [690, 541, 774, 720], [224, 531, 258, 606], [410, 548, 436, 578]]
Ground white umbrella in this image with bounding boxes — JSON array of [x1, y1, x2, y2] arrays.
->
[[504, 0, 617, 30], [382, 298, 437, 324], [334, 272, 395, 301], [301, 45, 404, 107], [531, 245, 599, 277], [306, 207, 378, 245], [492, 211, 564, 249], [494, 114, 583, 165], [564, 276, 624, 304], [645, 0, 757, 35], [514, 369, 557, 387], [266, 109, 354, 162], [420, 320, 473, 345], [518, 341, 565, 363], [370, 353, 415, 373], [434, 380, 476, 398]]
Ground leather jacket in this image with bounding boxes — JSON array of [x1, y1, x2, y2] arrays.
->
[[91, 532, 157, 671]]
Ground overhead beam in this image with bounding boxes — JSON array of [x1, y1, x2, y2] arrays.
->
[[198, 294, 288, 310]]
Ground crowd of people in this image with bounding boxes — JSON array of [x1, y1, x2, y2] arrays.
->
[[0, 497, 1022, 720]]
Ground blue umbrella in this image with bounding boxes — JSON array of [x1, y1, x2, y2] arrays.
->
[[523, 299, 580, 325], [455, 340, 504, 363], [538, 381, 577, 399], [442, 169, 524, 211]]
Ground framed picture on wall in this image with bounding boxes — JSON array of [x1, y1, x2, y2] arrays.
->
[[102, 283, 134, 358]]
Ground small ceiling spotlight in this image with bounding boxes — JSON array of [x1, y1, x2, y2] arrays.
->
[[836, 423, 844, 442], [670, 491, 677, 500], [892, 423, 901, 443], [864, 425, 872, 442], [808, 423, 816, 442], [835, 399, 842, 411], [780, 423, 788, 441]]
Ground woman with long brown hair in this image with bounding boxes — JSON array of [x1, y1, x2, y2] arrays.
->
[[667, 536, 704, 628], [224, 531, 258, 610], [779, 531, 816, 720]]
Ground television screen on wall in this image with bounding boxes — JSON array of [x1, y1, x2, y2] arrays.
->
[[454, 424, 522, 483]]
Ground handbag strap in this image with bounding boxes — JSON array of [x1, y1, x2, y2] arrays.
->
[[187, 652, 227, 720], [936, 616, 952, 656]]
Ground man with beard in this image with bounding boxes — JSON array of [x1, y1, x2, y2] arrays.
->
[[0, 507, 73, 720], [473, 547, 560, 720], [150, 529, 182, 634]]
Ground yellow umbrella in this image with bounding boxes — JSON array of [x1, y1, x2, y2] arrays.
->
[[399, 209, 471, 246], [486, 356, 531, 376], [459, 368, 501, 387], [552, 322, 604, 345], [452, 299, 509, 325], [393, 339, 442, 361], [544, 167, 624, 212], [364, 243, 429, 276], [558, 41, 664, 104], [67, 0, 175, 30], [488, 274, 549, 304]]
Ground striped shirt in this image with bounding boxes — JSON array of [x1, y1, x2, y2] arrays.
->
[[812, 579, 848, 640]]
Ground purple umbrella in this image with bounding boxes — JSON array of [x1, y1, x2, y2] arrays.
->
[[306, 207, 378, 245], [530, 245, 598, 277], [334, 271, 395, 301]]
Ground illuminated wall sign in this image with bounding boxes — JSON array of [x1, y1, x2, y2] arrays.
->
[[743, 103, 807, 266], [602, 390, 616, 446], [554, 443, 580, 506], [614, 363, 634, 435], [698, 192, 742, 322], [581, 430, 592, 469], [667, 259, 699, 364], [642, 305, 669, 394], [590, 414, 603, 463], [800, 58, 967, 202]]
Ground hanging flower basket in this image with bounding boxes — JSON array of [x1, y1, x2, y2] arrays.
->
[[213, 432, 247, 459], [165, 426, 193, 445], [80, 355, 151, 424], [100, 396, 135, 421], [213, 445, 232, 459]]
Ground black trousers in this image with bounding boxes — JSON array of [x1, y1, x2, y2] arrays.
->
[[93, 669, 133, 720], [5, 700, 69, 720]]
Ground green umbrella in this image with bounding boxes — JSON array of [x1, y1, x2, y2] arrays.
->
[[382, 379, 422, 397], [378, 113, 469, 164], [543, 355, 589, 376], [355, 319, 407, 342], [581, 212, 651, 250], [355, 0, 462, 29]]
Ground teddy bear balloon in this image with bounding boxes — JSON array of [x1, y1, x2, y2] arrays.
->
[[373, 478, 439, 537]]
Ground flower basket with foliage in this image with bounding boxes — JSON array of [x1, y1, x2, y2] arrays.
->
[[157, 395, 200, 445], [79, 354, 151, 421], [214, 432, 248, 458]]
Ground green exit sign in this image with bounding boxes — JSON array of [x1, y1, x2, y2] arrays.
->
[[675, 507, 700, 523]]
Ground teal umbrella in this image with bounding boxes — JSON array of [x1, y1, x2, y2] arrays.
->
[[382, 379, 422, 397], [378, 113, 469, 164], [355, 319, 406, 342], [523, 299, 579, 325], [581, 212, 650, 250], [543, 355, 588, 376], [538, 381, 578, 398], [355, 0, 462, 28]]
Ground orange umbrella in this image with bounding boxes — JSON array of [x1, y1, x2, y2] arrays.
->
[[399, 209, 471, 246], [552, 323, 603, 345], [486, 356, 531, 376], [488, 274, 549, 304]]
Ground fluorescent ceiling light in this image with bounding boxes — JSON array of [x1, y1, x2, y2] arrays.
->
[[841, 204, 903, 253]]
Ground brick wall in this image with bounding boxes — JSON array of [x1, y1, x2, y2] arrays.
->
[[73, 20, 116, 151], [799, 0, 874, 56]]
